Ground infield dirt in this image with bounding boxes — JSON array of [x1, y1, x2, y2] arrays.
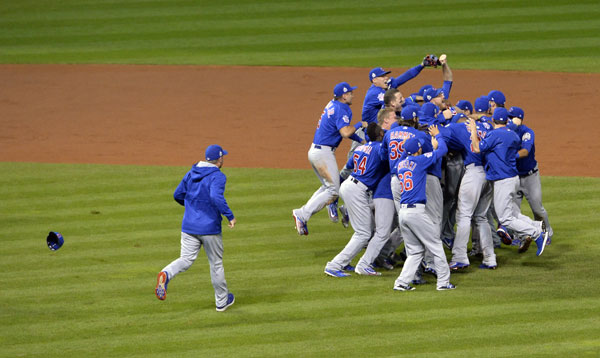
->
[[1, 65, 599, 177]]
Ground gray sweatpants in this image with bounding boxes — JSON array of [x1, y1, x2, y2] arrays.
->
[[394, 204, 451, 289], [162, 232, 229, 307]]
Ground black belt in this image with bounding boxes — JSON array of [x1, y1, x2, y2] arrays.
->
[[405, 204, 416, 208], [350, 177, 360, 185], [520, 168, 539, 178], [314, 144, 335, 151]]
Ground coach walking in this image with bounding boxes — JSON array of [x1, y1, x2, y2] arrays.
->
[[155, 144, 237, 312]]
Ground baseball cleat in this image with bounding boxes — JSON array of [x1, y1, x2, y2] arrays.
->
[[478, 263, 498, 270], [497, 225, 513, 245], [535, 231, 549, 256], [442, 237, 454, 250], [449, 262, 470, 271], [324, 269, 350, 277], [421, 262, 438, 277], [373, 257, 394, 270], [355, 265, 382, 276], [327, 200, 339, 223], [155, 271, 169, 301], [393, 283, 415, 291], [342, 264, 355, 272], [216, 293, 235, 312], [292, 210, 308, 236], [518, 236, 532, 253], [437, 283, 457, 291], [411, 278, 428, 285], [339, 205, 350, 228]]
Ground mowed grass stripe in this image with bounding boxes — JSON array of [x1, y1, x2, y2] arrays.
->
[[1, 162, 599, 357], [0, 0, 598, 71]]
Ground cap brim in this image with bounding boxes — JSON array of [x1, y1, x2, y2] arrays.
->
[[222, 149, 228, 156]]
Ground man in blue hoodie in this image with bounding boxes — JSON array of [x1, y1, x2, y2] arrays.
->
[[155, 144, 236, 312]]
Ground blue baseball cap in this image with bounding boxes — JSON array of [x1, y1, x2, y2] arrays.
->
[[451, 113, 468, 123], [423, 87, 443, 102], [474, 96, 490, 112], [400, 105, 420, 121], [403, 96, 417, 107], [419, 85, 433, 97], [493, 107, 509, 123], [508, 106, 525, 119], [369, 67, 391, 82], [333, 82, 357, 97], [47, 231, 64, 251], [205, 144, 228, 161], [455, 100, 473, 113], [488, 90, 506, 105], [419, 102, 439, 119], [404, 137, 423, 155]]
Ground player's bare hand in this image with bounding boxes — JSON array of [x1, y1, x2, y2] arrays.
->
[[228, 218, 236, 228], [440, 54, 447, 65], [511, 117, 522, 126], [361, 121, 368, 128], [466, 119, 477, 132], [431, 136, 439, 150], [428, 124, 440, 137]]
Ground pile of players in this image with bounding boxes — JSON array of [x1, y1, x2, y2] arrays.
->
[[292, 55, 553, 292]]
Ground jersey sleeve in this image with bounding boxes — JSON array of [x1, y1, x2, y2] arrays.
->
[[442, 80, 453, 99], [344, 153, 355, 170], [519, 128, 535, 152], [389, 64, 424, 88], [335, 106, 352, 130]]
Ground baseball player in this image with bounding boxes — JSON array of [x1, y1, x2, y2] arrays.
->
[[155, 145, 236, 312], [293, 82, 366, 236], [393, 127, 456, 291], [324, 123, 388, 277], [507, 106, 554, 243], [467, 108, 549, 256], [440, 116, 497, 269]]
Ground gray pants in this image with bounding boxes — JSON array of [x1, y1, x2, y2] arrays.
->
[[325, 178, 374, 271], [516, 168, 553, 238], [356, 197, 396, 270], [297, 144, 340, 223], [162, 232, 228, 307], [394, 204, 451, 289], [493, 176, 542, 238], [424, 174, 443, 266], [452, 165, 495, 266]]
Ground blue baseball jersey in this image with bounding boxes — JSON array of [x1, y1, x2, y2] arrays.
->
[[478, 126, 520, 181], [361, 65, 424, 123], [514, 124, 537, 174], [397, 135, 448, 204], [440, 121, 492, 167], [344, 141, 387, 191], [373, 172, 393, 199], [313, 100, 353, 147], [382, 125, 428, 175]]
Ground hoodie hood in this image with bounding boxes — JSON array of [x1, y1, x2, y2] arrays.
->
[[190, 161, 220, 181]]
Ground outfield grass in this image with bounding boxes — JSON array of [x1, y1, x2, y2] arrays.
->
[[1, 162, 599, 357], [1, 0, 599, 72]]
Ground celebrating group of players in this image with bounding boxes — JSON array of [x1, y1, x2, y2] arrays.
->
[[292, 55, 553, 291]]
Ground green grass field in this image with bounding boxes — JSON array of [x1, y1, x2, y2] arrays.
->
[[1, 162, 599, 357], [2, 0, 600, 356], [1, 0, 599, 72]]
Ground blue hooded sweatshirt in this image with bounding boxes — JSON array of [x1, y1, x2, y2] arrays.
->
[[173, 162, 235, 236]]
